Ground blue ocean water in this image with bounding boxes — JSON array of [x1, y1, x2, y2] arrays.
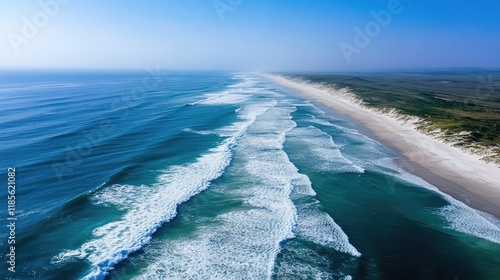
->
[[0, 71, 499, 280]]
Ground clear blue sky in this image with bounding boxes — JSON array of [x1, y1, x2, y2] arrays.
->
[[1, 0, 499, 71]]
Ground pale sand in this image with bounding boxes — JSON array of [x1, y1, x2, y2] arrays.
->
[[262, 74, 500, 217]]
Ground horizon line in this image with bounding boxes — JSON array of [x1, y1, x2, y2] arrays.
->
[[1, 66, 500, 74]]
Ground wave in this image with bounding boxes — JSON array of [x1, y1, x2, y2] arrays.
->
[[50, 101, 277, 280], [296, 203, 361, 257], [181, 128, 218, 135], [438, 205, 500, 244], [185, 75, 262, 106], [287, 125, 365, 173], [130, 100, 360, 279], [346, 140, 500, 245], [395, 167, 500, 244], [287, 167, 361, 257], [269, 114, 360, 279], [387, 163, 500, 244], [272, 240, 355, 280], [131, 102, 297, 279], [185, 89, 234, 106], [186, 90, 249, 106], [316, 114, 500, 245]]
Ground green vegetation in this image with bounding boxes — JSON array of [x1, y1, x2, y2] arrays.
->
[[289, 71, 500, 162]]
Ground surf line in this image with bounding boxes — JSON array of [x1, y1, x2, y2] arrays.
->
[[6, 167, 17, 273]]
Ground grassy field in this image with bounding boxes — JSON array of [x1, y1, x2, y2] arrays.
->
[[288, 71, 500, 163]]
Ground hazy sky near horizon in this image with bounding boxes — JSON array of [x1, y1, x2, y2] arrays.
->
[[1, 0, 499, 71]]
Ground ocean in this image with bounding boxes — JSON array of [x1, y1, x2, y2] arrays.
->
[[0, 71, 499, 280]]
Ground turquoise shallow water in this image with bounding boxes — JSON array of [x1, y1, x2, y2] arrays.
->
[[0, 71, 499, 279]]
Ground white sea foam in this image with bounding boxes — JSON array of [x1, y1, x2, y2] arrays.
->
[[201, 92, 249, 105], [369, 156, 500, 245], [296, 205, 361, 256], [133, 103, 298, 280], [438, 205, 500, 244], [272, 244, 336, 280], [90, 184, 154, 211], [287, 126, 364, 173], [289, 173, 317, 199], [181, 128, 217, 135], [357, 146, 500, 245], [132, 100, 360, 279], [272, 243, 356, 280], [133, 209, 292, 280], [51, 100, 276, 280], [309, 117, 336, 127], [187, 89, 247, 105], [285, 159, 361, 258], [187, 75, 264, 106], [296, 111, 395, 173]]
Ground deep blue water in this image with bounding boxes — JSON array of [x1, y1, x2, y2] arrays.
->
[[0, 71, 499, 280]]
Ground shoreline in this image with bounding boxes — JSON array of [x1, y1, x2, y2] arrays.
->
[[263, 74, 500, 218]]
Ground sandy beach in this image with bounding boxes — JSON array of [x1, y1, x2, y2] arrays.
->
[[263, 74, 500, 218]]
